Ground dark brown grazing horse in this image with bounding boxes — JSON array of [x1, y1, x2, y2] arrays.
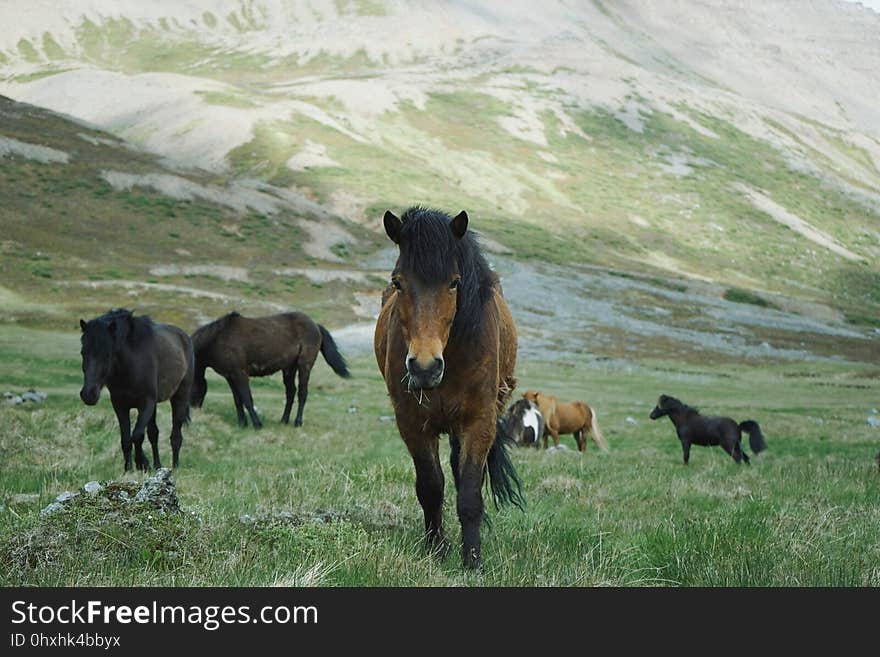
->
[[79, 308, 194, 471], [375, 206, 523, 569], [649, 394, 766, 465], [190, 312, 350, 428]]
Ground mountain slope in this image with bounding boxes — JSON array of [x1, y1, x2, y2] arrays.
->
[[0, 0, 878, 356], [0, 95, 379, 331]]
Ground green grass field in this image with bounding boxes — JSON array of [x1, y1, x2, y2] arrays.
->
[[1, 326, 878, 586]]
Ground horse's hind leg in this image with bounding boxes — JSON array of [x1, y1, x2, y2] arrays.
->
[[169, 393, 189, 468], [574, 429, 586, 452], [721, 440, 743, 465], [281, 365, 296, 424], [231, 374, 261, 429], [147, 413, 161, 470], [293, 359, 313, 427], [225, 376, 247, 427]]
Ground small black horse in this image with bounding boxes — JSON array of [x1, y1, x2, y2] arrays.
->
[[190, 311, 350, 429], [80, 309, 194, 472], [649, 394, 766, 465]]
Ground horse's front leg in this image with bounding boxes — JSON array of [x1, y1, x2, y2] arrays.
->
[[132, 399, 157, 472], [112, 398, 133, 472], [402, 426, 445, 552], [456, 417, 496, 570], [681, 439, 691, 465]]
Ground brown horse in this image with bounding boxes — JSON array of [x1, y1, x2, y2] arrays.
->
[[522, 390, 607, 452], [375, 206, 523, 569], [190, 312, 349, 428]]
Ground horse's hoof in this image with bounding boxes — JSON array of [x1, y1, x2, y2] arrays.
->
[[461, 547, 482, 571], [294, 420, 303, 427]]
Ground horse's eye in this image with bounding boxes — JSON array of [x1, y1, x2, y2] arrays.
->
[[450, 278, 460, 290], [392, 279, 401, 290]]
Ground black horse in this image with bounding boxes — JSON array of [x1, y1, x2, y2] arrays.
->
[[649, 394, 766, 465], [80, 309, 194, 471]]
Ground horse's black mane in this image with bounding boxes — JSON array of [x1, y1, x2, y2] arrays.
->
[[395, 206, 495, 340], [659, 394, 699, 415], [83, 308, 154, 352], [191, 311, 240, 352]]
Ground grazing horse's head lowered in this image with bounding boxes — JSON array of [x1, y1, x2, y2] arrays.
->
[[384, 207, 489, 391]]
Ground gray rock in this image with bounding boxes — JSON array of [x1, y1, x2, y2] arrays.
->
[[55, 491, 78, 504], [21, 390, 47, 403], [868, 415, 880, 428], [40, 502, 65, 517], [379, 415, 394, 422], [134, 468, 179, 512], [83, 481, 104, 495], [625, 416, 638, 425]]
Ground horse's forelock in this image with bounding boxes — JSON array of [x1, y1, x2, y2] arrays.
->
[[395, 206, 494, 340], [397, 207, 459, 284], [86, 308, 153, 348]]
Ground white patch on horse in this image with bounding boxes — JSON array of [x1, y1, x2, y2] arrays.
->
[[522, 407, 541, 438]]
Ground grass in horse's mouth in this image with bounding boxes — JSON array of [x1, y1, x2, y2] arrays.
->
[[401, 369, 431, 406]]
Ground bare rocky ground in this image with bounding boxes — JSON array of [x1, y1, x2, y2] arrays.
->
[[336, 248, 877, 365]]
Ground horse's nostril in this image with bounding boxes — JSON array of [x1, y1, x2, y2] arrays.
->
[[407, 356, 444, 378]]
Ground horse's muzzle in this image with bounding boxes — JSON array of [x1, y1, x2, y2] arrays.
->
[[80, 386, 101, 406], [649, 407, 661, 420], [407, 356, 444, 390]]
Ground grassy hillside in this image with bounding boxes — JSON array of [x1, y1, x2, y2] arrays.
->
[[0, 96, 382, 333]]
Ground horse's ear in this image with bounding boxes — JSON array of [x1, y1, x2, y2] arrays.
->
[[79, 319, 87, 332], [384, 211, 402, 244], [450, 210, 468, 240]]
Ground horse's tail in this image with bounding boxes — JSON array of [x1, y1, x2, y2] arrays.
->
[[588, 405, 609, 452], [739, 420, 766, 454], [318, 325, 351, 378], [486, 418, 525, 510]]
